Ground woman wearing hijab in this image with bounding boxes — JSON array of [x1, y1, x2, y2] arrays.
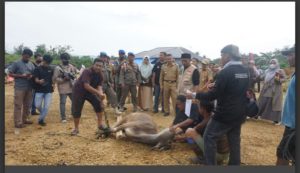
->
[[138, 56, 154, 111], [257, 59, 286, 125]]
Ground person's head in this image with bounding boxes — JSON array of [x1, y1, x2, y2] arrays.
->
[[92, 58, 103, 73], [22, 48, 33, 63], [249, 60, 255, 67], [159, 52, 167, 62], [41, 54, 53, 67], [128, 52, 135, 63], [99, 52, 108, 63], [201, 59, 210, 70], [209, 63, 215, 70], [60, 52, 71, 65], [118, 49, 126, 59], [220, 44, 241, 66], [282, 47, 295, 67], [176, 95, 186, 112], [34, 53, 43, 64], [165, 54, 173, 64], [181, 53, 192, 68], [191, 58, 199, 66], [199, 101, 214, 115], [269, 58, 279, 69], [97, 59, 106, 69], [213, 64, 220, 73], [143, 56, 150, 65]]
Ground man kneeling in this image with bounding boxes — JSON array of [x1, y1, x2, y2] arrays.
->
[[185, 101, 230, 164]]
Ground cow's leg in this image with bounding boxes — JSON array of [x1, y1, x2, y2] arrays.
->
[[115, 116, 124, 139]]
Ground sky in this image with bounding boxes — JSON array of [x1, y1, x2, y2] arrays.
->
[[5, 2, 295, 59]]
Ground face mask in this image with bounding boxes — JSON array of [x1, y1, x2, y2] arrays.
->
[[36, 60, 42, 64], [269, 64, 276, 69], [62, 61, 69, 65]]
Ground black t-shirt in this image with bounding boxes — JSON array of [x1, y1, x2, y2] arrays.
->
[[33, 66, 54, 93], [173, 103, 203, 133], [152, 61, 164, 85], [73, 68, 103, 98]]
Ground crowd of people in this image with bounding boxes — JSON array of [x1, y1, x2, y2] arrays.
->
[[6, 44, 295, 165]]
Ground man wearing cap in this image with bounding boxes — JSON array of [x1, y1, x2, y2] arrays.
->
[[276, 46, 295, 165], [160, 54, 180, 116], [114, 50, 127, 105], [198, 59, 213, 92], [178, 53, 200, 95], [119, 52, 141, 112], [99, 52, 122, 115], [53, 53, 77, 123], [188, 44, 249, 165]]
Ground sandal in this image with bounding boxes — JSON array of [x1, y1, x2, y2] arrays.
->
[[71, 129, 79, 136]]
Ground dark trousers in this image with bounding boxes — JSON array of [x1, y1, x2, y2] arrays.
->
[[153, 84, 164, 112], [116, 85, 122, 105], [120, 84, 137, 107], [203, 118, 242, 165], [31, 90, 37, 113], [103, 86, 118, 108], [59, 93, 73, 120]]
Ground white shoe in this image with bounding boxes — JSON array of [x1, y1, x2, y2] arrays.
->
[[275, 122, 281, 126], [115, 108, 122, 115], [61, 120, 67, 123]]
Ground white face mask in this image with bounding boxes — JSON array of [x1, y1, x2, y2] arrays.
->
[[269, 64, 276, 69]]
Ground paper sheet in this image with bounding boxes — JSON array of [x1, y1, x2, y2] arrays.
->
[[185, 99, 192, 117]]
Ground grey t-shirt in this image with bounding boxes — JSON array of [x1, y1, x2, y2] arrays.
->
[[8, 60, 35, 90]]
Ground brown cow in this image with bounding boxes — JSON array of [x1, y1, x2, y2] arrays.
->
[[110, 113, 175, 150]]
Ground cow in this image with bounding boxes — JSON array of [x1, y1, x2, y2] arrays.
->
[[110, 113, 175, 150]]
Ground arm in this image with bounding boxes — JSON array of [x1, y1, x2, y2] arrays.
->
[[8, 63, 28, 79], [136, 65, 142, 85], [192, 69, 200, 92], [193, 114, 210, 132], [196, 70, 227, 101], [176, 66, 179, 88], [52, 67, 65, 84], [119, 67, 125, 86], [173, 119, 194, 130], [160, 66, 164, 89], [152, 73, 156, 86], [84, 83, 101, 96]]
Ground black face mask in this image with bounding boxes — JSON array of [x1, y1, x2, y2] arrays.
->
[[36, 60, 42, 64], [62, 61, 69, 65]]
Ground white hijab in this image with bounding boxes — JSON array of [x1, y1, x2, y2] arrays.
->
[[264, 58, 280, 82], [139, 56, 153, 79]]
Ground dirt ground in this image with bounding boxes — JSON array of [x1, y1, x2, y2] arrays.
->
[[4, 84, 284, 166]]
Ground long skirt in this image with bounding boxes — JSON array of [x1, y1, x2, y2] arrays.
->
[[258, 97, 282, 122], [138, 86, 153, 110]]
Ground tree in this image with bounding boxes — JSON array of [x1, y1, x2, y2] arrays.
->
[[35, 44, 47, 55], [13, 43, 25, 55]]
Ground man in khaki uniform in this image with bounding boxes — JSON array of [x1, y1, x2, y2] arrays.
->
[[119, 52, 141, 112], [198, 59, 213, 92], [160, 54, 179, 116], [178, 53, 200, 95]]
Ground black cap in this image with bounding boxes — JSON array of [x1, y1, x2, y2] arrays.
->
[[181, 53, 191, 59]]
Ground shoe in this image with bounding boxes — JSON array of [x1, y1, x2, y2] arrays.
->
[[23, 120, 33, 124], [31, 112, 39, 115], [38, 120, 46, 126], [275, 122, 281, 126], [119, 107, 125, 112], [61, 119, 67, 123], [71, 129, 79, 136], [153, 110, 158, 113], [114, 108, 122, 115], [133, 106, 137, 112], [161, 110, 165, 113], [164, 112, 170, 116]]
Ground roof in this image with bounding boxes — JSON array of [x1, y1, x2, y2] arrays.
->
[[135, 47, 203, 60]]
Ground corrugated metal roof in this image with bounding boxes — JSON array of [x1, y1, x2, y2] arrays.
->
[[135, 47, 203, 60]]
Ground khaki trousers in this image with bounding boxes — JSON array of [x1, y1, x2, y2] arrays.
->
[[14, 89, 33, 127], [163, 82, 177, 114]]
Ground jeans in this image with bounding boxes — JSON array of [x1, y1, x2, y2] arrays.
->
[[31, 90, 37, 113], [35, 93, 53, 122], [59, 93, 72, 120], [203, 118, 242, 165], [153, 84, 164, 111]]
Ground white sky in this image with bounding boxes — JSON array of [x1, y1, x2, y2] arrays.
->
[[5, 2, 295, 59]]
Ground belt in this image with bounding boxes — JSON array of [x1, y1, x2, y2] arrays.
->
[[164, 80, 176, 83]]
